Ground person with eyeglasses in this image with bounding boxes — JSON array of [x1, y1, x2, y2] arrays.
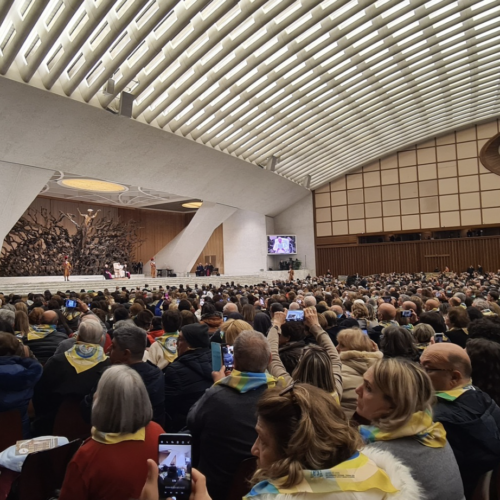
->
[[421, 343, 500, 499], [355, 357, 465, 500]]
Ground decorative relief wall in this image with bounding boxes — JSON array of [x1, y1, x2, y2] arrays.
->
[[315, 119, 500, 238]]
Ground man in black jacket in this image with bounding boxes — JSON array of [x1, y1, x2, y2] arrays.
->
[[187, 330, 275, 500], [164, 323, 212, 432], [421, 343, 500, 499], [81, 324, 165, 427]]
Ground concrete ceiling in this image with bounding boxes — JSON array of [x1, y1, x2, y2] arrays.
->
[[1, 0, 500, 189]]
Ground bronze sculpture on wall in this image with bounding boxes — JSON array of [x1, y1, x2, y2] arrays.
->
[[0, 208, 143, 277]]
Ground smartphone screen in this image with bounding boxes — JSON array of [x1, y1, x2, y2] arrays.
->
[[211, 342, 222, 371], [435, 333, 444, 343], [65, 299, 77, 308], [383, 297, 392, 303], [286, 310, 304, 322], [158, 434, 192, 500], [402, 310, 412, 317], [259, 298, 264, 305], [200, 299, 204, 306]]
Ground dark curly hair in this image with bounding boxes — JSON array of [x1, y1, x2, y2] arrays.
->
[[380, 325, 420, 362], [468, 318, 500, 344], [466, 338, 500, 406]]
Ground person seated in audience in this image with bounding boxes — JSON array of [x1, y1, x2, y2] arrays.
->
[[32, 318, 110, 436], [146, 316, 164, 345], [466, 338, 500, 406], [213, 318, 252, 345], [445, 307, 470, 348], [0, 332, 42, 438], [200, 303, 224, 334], [14, 310, 30, 338], [412, 323, 434, 351], [163, 323, 212, 432], [369, 303, 398, 345], [418, 311, 447, 337], [421, 343, 500, 498], [273, 321, 306, 375], [81, 324, 165, 427], [23, 309, 69, 364], [267, 307, 343, 398], [380, 325, 420, 361], [147, 309, 182, 370], [424, 299, 440, 312], [59, 365, 164, 500], [0, 309, 15, 330], [473, 298, 497, 316], [134, 309, 154, 332], [252, 312, 272, 336], [350, 302, 373, 332], [187, 330, 283, 500], [356, 357, 465, 500], [336, 328, 382, 419], [247, 383, 422, 500]]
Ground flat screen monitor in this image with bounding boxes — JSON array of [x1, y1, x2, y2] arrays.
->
[[267, 235, 297, 255]]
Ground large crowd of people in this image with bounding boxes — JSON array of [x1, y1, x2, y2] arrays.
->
[[1, 268, 500, 499]]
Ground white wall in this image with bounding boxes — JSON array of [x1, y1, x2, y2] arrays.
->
[[223, 210, 268, 275], [273, 193, 316, 275]]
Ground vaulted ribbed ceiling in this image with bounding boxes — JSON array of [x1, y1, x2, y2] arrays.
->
[[0, 0, 499, 189]]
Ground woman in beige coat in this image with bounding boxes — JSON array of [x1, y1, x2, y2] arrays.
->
[[337, 328, 383, 419]]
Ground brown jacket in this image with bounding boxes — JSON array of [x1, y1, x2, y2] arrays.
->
[[340, 350, 383, 419]]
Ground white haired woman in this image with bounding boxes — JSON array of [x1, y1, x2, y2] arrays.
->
[[59, 365, 164, 500]]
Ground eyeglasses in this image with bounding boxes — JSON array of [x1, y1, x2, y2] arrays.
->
[[422, 366, 453, 373]]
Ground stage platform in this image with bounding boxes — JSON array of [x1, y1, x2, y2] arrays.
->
[[0, 270, 312, 294]]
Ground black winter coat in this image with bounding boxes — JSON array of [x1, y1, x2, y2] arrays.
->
[[24, 330, 69, 365], [433, 386, 500, 498], [164, 348, 212, 432]]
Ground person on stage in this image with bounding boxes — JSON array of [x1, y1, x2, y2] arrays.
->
[[150, 258, 157, 278], [204, 262, 210, 277], [288, 265, 295, 282], [103, 264, 113, 280], [63, 257, 72, 281], [123, 264, 131, 279], [196, 263, 204, 277]]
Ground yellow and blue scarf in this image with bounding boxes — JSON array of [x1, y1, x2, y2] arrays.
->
[[244, 451, 398, 498], [215, 370, 284, 393], [91, 426, 145, 444], [65, 342, 107, 374], [155, 332, 178, 363], [360, 410, 446, 448], [27, 324, 56, 341], [436, 384, 474, 402]]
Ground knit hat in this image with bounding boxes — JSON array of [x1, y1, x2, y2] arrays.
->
[[181, 323, 210, 348]]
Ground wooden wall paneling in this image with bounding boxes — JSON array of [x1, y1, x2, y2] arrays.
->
[[190, 224, 224, 274], [316, 236, 500, 276]]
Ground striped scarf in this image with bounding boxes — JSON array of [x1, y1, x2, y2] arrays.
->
[[215, 370, 284, 393], [436, 384, 474, 402], [65, 342, 107, 374], [360, 410, 446, 448], [244, 451, 398, 498], [155, 332, 178, 363]]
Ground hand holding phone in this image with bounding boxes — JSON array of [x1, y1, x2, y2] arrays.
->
[[401, 310, 412, 317], [65, 299, 77, 308], [158, 434, 192, 500]]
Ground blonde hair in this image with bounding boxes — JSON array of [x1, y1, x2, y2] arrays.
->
[[336, 328, 373, 352], [252, 384, 361, 488], [351, 303, 369, 319], [14, 311, 30, 336], [317, 313, 328, 330], [220, 319, 252, 345], [370, 358, 434, 431], [15, 302, 28, 314], [291, 345, 336, 393]]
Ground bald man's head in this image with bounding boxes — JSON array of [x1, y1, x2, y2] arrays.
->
[[42, 310, 58, 325], [425, 299, 440, 311], [378, 303, 396, 321], [402, 301, 417, 312], [331, 305, 344, 316], [420, 343, 471, 391]]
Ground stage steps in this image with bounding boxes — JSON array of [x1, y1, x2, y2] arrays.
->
[[0, 270, 311, 295]]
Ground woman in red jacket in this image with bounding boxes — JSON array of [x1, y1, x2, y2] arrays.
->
[[59, 365, 164, 500]]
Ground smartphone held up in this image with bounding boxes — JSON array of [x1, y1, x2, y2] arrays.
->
[[158, 434, 192, 500]]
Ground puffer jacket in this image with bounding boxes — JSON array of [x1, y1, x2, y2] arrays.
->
[[340, 350, 383, 419], [23, 325, 68, 365], [0, 356, 43, 437]]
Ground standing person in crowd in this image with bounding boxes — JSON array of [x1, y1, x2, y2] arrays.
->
[[380, 326, 420, 362], [356, 357, 465, 500], [32, 319, 110, 436], [163, 323, 212, 432], [0, 332, 42, 437], [81, 324, 165, 427], [336, 328, 382, 419], [445, 307, 470, 348], [421, 343, 500, 498], [187, 330, 283, 500], [147, 309, 181, 370], [59, 365, 164, 500]]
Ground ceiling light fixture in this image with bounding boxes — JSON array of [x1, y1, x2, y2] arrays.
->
[[181, 201, 203, 208], [59, 179, 128, 192]]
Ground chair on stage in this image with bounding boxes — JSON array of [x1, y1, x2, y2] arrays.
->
[[113, 262, 124, 278]]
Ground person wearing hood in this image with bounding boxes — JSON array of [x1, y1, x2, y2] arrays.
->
[[147, 316, 164, 345], [147, 310, 182, 370], [163, 323, 212, 432], [81, 324, 165, 427], [200, 303, 223, 334], [0, 332, 42, 437], [336, 328, 382, 419], [421, 343, 500, 499], [24, 309, 68, 364], [32, 318, 110, 436]]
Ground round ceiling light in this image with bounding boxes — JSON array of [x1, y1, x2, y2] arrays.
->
[[182, 201, 203, 209], [59, 179, 127, 192]]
